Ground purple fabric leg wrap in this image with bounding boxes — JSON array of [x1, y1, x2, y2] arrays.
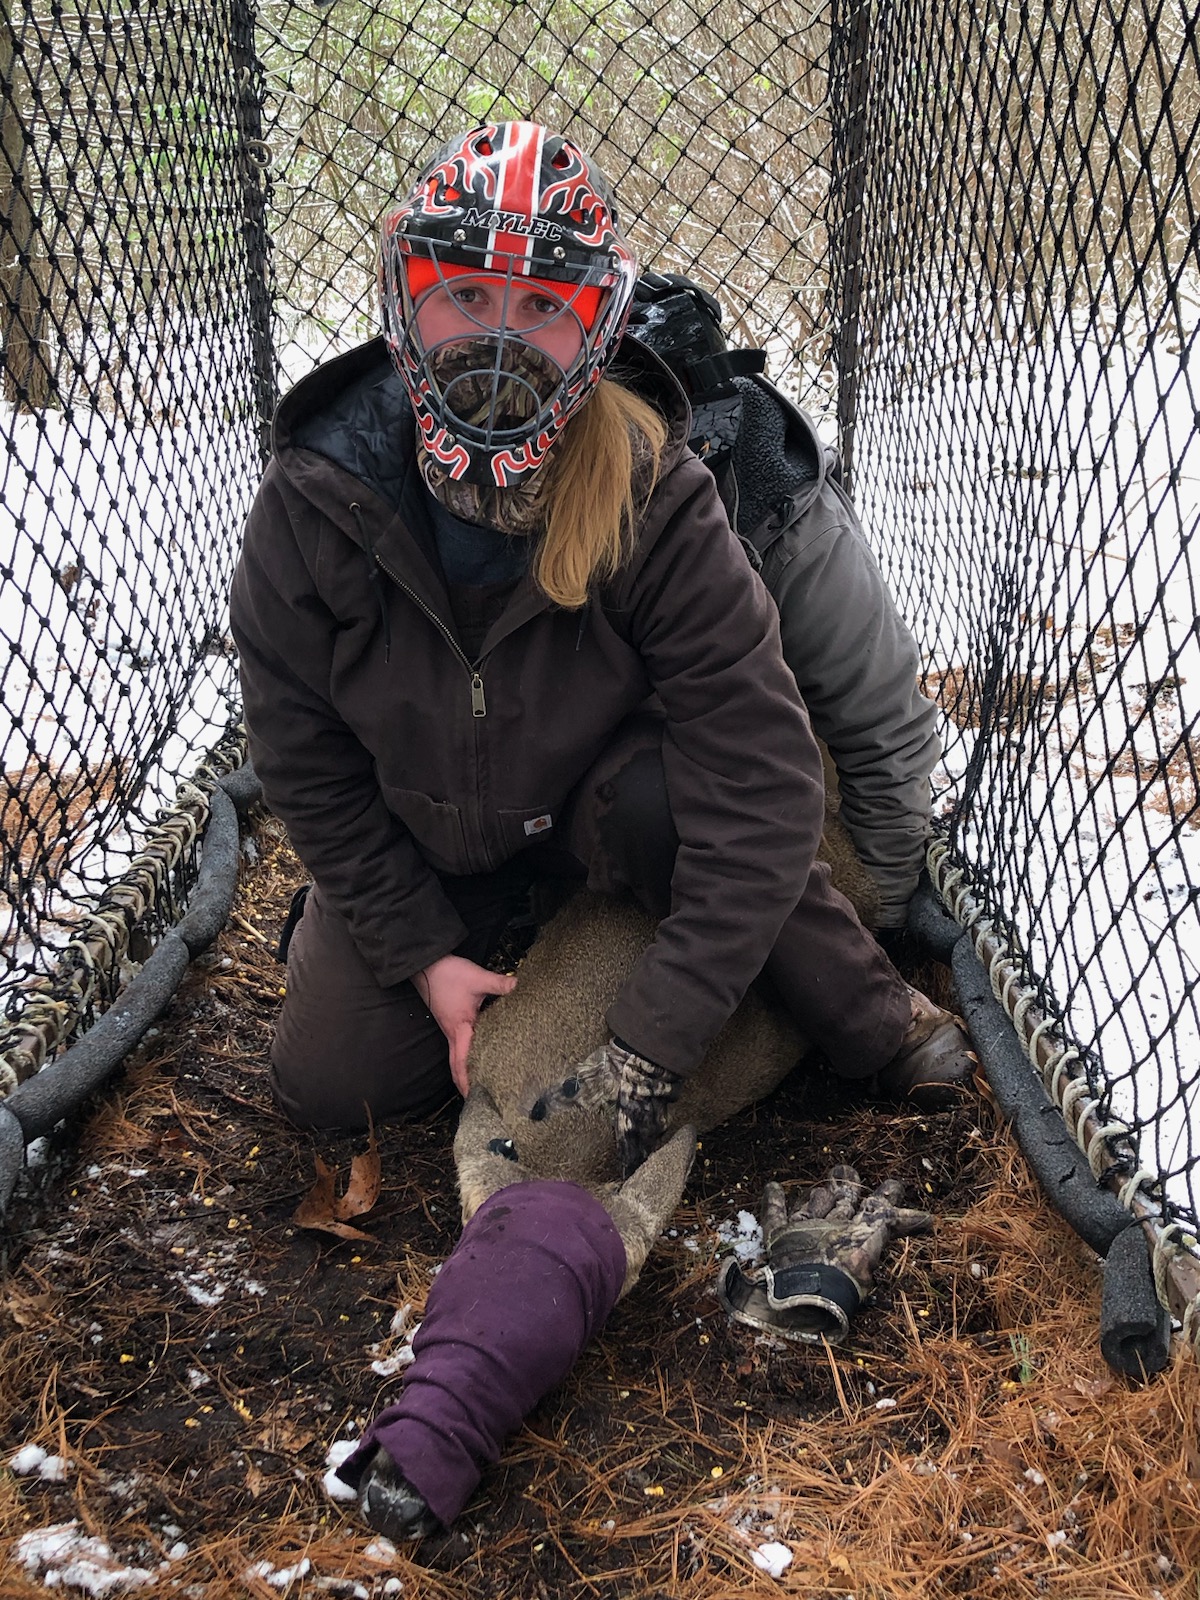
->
[[336, 1180, 627, 1527]]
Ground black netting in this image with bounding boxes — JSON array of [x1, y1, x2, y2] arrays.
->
[[0, 2, 269, 1008], [844, 0, 1200, 1231], [3, 2, 1199, 1236], [257, 0, 835, 403]]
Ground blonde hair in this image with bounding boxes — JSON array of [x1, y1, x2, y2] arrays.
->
[[533, 378, 668, 609]]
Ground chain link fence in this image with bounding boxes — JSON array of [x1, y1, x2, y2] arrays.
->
[[2, 2, 1198, 1253]]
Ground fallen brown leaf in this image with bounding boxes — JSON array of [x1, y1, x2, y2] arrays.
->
[[292, 1128, 382, 1242], [339, 1130, 382, 1218], [1072, 1373, 1115, 1400], [256, 1401, 315, 1457]]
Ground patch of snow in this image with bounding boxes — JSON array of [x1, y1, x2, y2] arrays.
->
[[8, 1445, 69, 1484], [244, 1557, 313, 1589], [103, 1475, 143, 1501], [323, 1467, 358, 1504], [717, 1211, 763, 1263], [16, 1521, 156, 1594], [323, 1437, 360, 1504], [368, 1306, 421, 1376], [752, 1539, 794, 1577], [181, 1279, 225, 1309], [370, 1346, 416, 1378], [856, 300, 1200, 1218]]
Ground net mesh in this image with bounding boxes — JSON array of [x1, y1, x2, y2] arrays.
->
[[0, 0, 268, 1014], [2, 1, 1198, 1241], [258, 0, 836, 400], [843, 0, 1200, 1233]]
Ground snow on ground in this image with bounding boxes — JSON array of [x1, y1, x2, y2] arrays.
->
[[0, 396, 249, 800], [716, 1210, 763, 1264], [15, 1521, 157, 1594], [367, 1302, 420, 1377], [8, 1443, 69, 1481], [324, 1438, 361, 1504]]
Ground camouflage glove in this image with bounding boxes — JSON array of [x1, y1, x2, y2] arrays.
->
[[717, 1164, 933, 1344], [530, 1038, 681, 1177]]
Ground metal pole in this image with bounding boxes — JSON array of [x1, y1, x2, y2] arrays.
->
[[828, 0, 871, 489], [230, 0, 277, 461]]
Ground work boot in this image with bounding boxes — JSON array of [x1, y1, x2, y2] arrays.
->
[[356, 1447, 442, 1541], [876, 987, 976, 1110]]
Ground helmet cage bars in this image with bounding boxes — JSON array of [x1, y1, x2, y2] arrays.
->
[[386, 252, 627, 486], [379, 121, 638, 488]]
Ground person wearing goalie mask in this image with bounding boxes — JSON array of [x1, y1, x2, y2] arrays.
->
[[230, 118, 978, 1543], [231, 120, 972, 1168]]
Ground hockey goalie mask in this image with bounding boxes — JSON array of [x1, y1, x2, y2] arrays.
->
[[380, 122, 638, 489]]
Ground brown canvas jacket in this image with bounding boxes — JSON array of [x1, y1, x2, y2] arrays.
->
[[230, 337, 826, 1076]]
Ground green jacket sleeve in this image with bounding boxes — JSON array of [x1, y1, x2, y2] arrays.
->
[[763, 478, 940, 929]]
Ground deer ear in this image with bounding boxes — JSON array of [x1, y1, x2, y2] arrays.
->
[[597, 1124, 697, 1295]]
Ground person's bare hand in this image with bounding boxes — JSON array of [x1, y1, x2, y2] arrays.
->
[[413, 954, 516, 1095]]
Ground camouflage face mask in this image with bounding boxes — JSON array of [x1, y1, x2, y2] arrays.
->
[[417, 443, 549, 536], [427, 337, 564, 440], [416, 337, 568, 533]]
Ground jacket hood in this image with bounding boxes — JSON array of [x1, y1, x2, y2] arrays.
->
[[268, 333, 695, 532], [730, 376, 828, 554]]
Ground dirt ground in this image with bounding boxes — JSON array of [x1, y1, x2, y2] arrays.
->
[[1, 815, 1198, 1599]]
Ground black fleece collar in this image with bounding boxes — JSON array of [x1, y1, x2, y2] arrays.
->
[[730, 375, 824, 553]]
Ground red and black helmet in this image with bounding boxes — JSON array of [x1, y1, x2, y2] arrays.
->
[[379, 122, 638, 488]]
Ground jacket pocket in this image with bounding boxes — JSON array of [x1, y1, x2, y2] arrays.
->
[[379, 784, 470, 874], [495, 806, 558, 857]]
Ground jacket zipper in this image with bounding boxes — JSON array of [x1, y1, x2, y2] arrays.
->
[[373, 553, 487, 718], [369, 542, 495, 871]]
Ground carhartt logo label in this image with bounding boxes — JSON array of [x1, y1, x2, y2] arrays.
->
[[524, 813, 553, 835], [463, 206, 563, 240]]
